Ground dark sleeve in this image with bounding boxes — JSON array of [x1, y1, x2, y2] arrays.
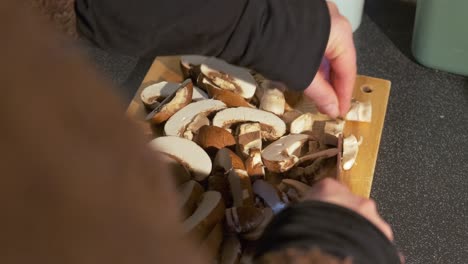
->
[[75, 0, 330, 90], [255, 201, 401, 264]]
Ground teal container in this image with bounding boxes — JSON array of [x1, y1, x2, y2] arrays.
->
[[412, 0, 468, 76]]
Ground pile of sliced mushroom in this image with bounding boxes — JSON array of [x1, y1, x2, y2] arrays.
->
[[142, 55, 371, 263]]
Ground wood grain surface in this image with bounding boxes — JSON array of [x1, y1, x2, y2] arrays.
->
[[126, 56, 391, 198]]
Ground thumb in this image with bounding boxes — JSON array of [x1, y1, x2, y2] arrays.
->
[[304, 71, 340, 118]]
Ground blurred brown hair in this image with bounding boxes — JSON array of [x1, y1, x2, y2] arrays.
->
[[28, 0, 77, 37], [257, 248, 352, 264]]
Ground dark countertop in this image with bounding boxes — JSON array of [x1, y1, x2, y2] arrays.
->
[[83, 3, 468, 263]]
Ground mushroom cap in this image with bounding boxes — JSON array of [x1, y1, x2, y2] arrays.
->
[[261, 134, 310, 173], [183, 113, 210, 140], [228, 169, 255, 207], [183, 191, 225, 241], [178, 180, 204, 219], [141, 81, 208, 107], [213, 107, 286, 141], [195, 125, 237, 151], [245, 149, 265, 179], [149, 136, 212, 181], [214, 148, 246, 172], [150, 81, 193, 124], [164, 99, 226, 137], [343, 134, 360, 170], [199, 77, 254, 108], [290, 113, 315, 134], [200, 57, 257, 99]]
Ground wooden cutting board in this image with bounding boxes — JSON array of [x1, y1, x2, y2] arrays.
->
[[126, 56, 391, 198]]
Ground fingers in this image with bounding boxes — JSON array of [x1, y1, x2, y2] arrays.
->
[[328, 36, 357, 116], [304, 71, 340, 118]]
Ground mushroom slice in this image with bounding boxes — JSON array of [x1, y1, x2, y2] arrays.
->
[[252, 180, 286, 214], [164, 99, 226, 137], [213, 107, 286, 141], [324, 119, 345, 137], [141, 81, 207, 109], [183, 191, 225, 241], [180, 55, 208, 82], [298, 148, 339, 165], [208, 173, 232, 208], [237, 122, 262, 158], [282, 110, 303, 127], [245, 149, 265, 179], [225, 206, 265, 233], [259, 80, 286, 116], [343, 134, 362, 170], [220, 235, 242, 264], [200, 57, 257, 99], [199, 77, 255, 108], [214, 148, 246, 172], [242, 207, 274, 241], [280, 179, 311, 201], [290, 112, 315, 134], [178, 180, 204, 219], [346, 100, 372, 123], [159, 153, 191, 186], [200, 222, 223, 262], [228, 169, 255, 207], [183, 113, 210, 140], [261, 134, 310, 173], [149, 136, 212, 181], [195, 125, 237, 151], [148, 81, 193, 124]]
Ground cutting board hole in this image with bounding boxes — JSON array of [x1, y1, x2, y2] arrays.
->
[[361, 86, 373, 93]]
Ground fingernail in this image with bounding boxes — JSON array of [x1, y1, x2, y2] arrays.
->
[[322, 104, 339, 118]]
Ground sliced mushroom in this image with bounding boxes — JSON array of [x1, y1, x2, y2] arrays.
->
[[261, 134, 310, 173], [213, 107, 286, 141], [141, 81, 208, 109], [252, 180, 286, 214], [242, 207, 274, 241], [183, 113, 210, 140], [200, 222, 223, 262], [180, 55, 208, 82], [343, 134, 361, 170], [237, 122, 262, 158], [245, 149, 265, 179], [183, 191, 225, 240], [200, 57, 257, 99], [346, 100, 372, 123], [164, 99, 226, 137], [228, 169, 255, 207], [220, 235, 242, 264], [199, 77, 255, 108], [298, 148, 339, 165], [208, 173, 232, 208], [324, 119, 345, 137], [195, 125, 237, 151], [159, 153, 191, 186], [290, 113, 315, 134], [225, 206, 265, 233], [282, 110, 303, 127], [148, 81, 193, 124], [214, 148, 246, 172], [259, 80, 286, 116], [178, 180, 204, 219], [149, 136, 212, 181]]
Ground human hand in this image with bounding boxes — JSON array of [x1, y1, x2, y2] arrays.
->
[[303, 178, 394, 241], [304, 1, 357, 118]]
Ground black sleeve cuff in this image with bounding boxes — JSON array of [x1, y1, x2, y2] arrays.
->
[[255, 201, 401, 264]]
